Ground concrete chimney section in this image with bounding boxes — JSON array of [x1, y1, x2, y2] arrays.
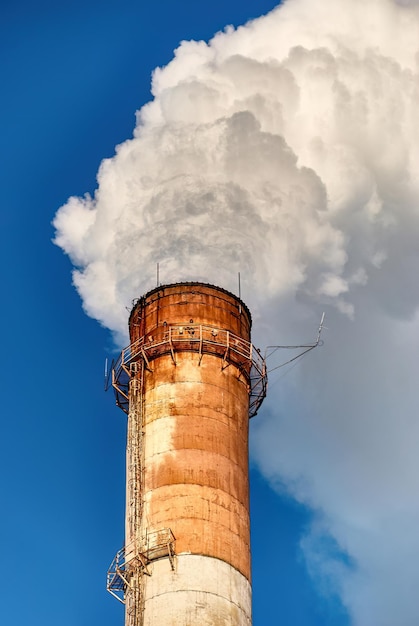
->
[[107, 283, 267, 626]]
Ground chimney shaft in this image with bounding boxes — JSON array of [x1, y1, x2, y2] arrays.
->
[[107, 283, 267, 626]]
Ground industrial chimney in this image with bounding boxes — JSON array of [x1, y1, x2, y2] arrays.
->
[[106, 282, 267, 626]]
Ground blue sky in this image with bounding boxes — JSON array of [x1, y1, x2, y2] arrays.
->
[[1, 1, 356, 624]]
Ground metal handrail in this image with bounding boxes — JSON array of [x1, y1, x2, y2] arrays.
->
[[106, 323, 267, 418]]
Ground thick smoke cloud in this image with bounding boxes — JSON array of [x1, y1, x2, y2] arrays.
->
[[54, 0, 419, 623]]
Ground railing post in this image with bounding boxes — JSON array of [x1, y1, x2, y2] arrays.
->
[[198, 325, 203, 365]]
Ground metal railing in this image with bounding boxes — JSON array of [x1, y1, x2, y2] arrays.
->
[[107, 528, 176, 604], [107, 547, 128, 604], [106, 324, 267, 418]]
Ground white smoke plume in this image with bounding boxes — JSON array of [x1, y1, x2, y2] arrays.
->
[[54, 0, 419, 623]]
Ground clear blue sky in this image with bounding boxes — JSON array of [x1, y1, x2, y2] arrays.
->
[[1, 1, 349, 624]]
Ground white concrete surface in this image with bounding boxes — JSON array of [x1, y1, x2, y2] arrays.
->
[[142, 554, 252, 625]]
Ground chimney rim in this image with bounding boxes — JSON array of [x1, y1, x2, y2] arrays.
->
[[128, 281, 252, 327]]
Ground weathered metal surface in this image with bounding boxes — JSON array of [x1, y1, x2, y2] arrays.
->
[[120, 283, 262, 626]]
